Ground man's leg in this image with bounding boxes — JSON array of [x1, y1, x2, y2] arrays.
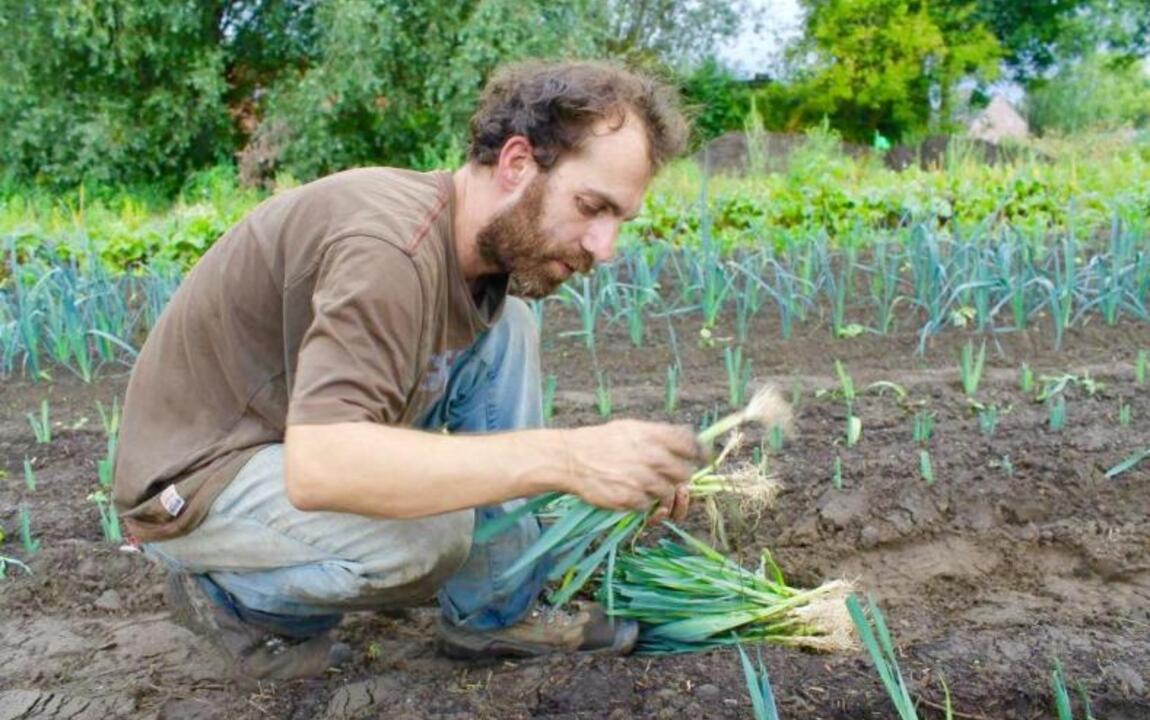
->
[[148, 297, 631, 673], [421, 298, 637, 657], [146, 443, 474, 679], [147, 445, 474, 617], [145, 298, 540, 674], [418, 297, 549, 631]]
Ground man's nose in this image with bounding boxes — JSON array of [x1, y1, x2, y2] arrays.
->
[[581, 218, 621, 263]]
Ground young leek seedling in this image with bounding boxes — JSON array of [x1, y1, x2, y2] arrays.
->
[[23, 457, 36, 492], [542, 375, 558, 422], [725, 345, 752, 409], [834, 360, 856, 413], [1048, 396, 1066, 432], [1020, 363, 1034, 394], [959, 340, 986, 397], [96, 397, 121, 437], [19, 506, 40, 555], [664, 364, 680, 414], [846, 595, 919, 720], [1136, 350, 1147, 385], [88, 490, 123, 544], [919, 450, 935, 485], [0, 555, 32, 579], [912, 410, 933, 444], [1105, 446, 1150, 480], [1051, 658, 1094, 720], [978, 405, 999, 437], [27, 399, 51, 444], [768, 424, 785, 452], [595, 371, 612, 419], [737, 644, 780, 720], [845, 415, 862, 447]]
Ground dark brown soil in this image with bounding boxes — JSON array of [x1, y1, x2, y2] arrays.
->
[[2, 310, 1148, 720]]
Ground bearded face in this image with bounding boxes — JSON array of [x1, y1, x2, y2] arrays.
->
[[475, 174, 594, 299]]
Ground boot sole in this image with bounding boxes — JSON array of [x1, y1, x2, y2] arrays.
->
[[436, 617, 639, 660]]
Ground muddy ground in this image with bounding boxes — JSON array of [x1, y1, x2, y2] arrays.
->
[[1, 308, 1148, 720]]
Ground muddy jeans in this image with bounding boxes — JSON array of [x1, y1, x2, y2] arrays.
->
[[146, 298, 548, 633]]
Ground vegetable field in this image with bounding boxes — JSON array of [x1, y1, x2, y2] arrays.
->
[[2, 279, 1147, 718], [2, 138, 1149, 718]]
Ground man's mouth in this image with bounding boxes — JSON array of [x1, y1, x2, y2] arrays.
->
[[552, 260, 574, 278]]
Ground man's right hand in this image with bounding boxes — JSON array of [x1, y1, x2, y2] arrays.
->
[[559, 420, 705, 516]]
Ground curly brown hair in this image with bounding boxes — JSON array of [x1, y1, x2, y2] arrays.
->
[[468, 60, 690, 174]]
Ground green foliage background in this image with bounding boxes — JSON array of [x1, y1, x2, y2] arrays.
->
[[0, 0, 1147, 191], [0, 0, 744, 189]]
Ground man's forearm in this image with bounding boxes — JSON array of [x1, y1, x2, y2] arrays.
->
[[284, 422, 572, 518]]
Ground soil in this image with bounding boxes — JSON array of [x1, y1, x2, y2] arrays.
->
[[1, 307, 1148, 720]]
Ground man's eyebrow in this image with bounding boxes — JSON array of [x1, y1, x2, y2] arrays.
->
[[584, 189, 641, 221]]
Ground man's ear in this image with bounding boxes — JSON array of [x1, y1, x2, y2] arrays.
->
[[494, 135, 539, 193]]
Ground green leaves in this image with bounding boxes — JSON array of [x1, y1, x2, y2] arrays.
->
[[1104, 446, 1150, 480], [737, 644, 780, 720], [793, 0, 1001, 140], [846, 595, 919, 720], [603, 524, 854, 653], [959, 340, 987, 397]]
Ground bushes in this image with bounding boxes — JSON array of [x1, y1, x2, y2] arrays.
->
[[1027, 53, 1150, 134], [0, 2, 233, 190], [680, 59, 754, 145]]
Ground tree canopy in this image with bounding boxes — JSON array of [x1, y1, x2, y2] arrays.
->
[[0, 0, 743, 189], [789, 0, 1001, 141]]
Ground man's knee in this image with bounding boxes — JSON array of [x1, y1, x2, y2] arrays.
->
[[354, 509, 475, 608], [409, 510, 474, 590], [212, 510, 476, 613]]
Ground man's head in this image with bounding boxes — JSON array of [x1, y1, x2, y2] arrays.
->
[[466, 60, 689, 298]]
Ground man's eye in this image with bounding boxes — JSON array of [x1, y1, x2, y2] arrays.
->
[[577, 198, 603, 216]]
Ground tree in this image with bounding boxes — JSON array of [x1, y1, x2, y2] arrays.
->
[[0, 2, 232, 188], [791, 0, 1001, 141], [1027, 51, 1150, 133], [257, 0, 608, 180], [974, 0, 1150, 81], [606, 0, 748, 71], [0, 0, 748, 187]]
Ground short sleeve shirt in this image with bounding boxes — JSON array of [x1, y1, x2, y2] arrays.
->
[[113, 168, 507, 541]]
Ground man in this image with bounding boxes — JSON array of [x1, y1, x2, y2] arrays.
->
[[113, 59, 703, 682]]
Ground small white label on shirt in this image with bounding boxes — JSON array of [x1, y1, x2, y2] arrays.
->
[[160, 485, 186, 517]]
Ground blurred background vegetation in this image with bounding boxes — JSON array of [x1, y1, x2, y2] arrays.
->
[[1, 0, 1147, 196]]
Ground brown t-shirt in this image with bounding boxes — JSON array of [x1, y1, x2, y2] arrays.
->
[[113, 168, 507, 542]]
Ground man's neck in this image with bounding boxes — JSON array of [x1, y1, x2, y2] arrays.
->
[[451, 165, 500, 286]]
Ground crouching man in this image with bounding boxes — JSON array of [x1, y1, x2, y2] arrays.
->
[[113, 59, 704, 681]]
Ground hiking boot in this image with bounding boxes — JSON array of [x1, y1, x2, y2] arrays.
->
[[436, 601, 639, 659], [165, 572, 351, 681]]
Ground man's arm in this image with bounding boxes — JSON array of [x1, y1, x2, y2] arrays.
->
[[284, 419, 701, 519]]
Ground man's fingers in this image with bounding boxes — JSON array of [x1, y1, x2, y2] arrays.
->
[[658, 425, 707, 463], [649, 448, 696, 486], [670, 485, 690, 523], [647, 506, 670, 526]]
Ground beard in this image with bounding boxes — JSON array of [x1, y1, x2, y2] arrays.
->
[[475, 174, 594, 299]]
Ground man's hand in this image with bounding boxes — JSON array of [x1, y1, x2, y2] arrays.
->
[[560, 420, 705, 522]]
